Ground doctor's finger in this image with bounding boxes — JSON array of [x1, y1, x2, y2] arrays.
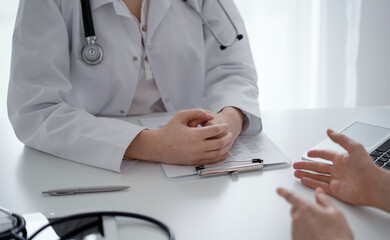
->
[[202, 132, 232, 151], [187, 153, 229, 166], [193, 152, 231, 166], [197, 124, 229, 139], [293, 161, 332, 174], [188, 157, 223, 166], [203, 121, 229, 140], [198, 140, 232, 161], [175, 109, 214, 124], [188, 119, 210, 128]]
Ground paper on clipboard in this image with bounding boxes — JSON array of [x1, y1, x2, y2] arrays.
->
[[140, 114, 290, 179]]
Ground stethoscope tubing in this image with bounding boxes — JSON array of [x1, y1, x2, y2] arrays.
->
[[27, 211, 175, 240], [0, 207, 27, 240], [0, 208, 174, 240], [183, 0, 243, 50], [80, 0, 95, 38]]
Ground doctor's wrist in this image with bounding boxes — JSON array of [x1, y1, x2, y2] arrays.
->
[[219, 107, 245, 136], [124, 129, 159, 161], [220, 107, 245, 122]]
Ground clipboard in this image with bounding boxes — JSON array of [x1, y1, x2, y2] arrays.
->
[[140, 114, 291, 180]]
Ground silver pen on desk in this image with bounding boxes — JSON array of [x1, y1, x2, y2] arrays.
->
[[42, 185, 130, 196]]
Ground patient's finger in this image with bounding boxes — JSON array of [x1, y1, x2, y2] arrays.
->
[[293, 161, 332, 174], [294, 170, 331, 183], [277, 187, 304, 207], [307, 149, 340, 162], [327, 129, 358, 153], [300, 177, 330, 193]]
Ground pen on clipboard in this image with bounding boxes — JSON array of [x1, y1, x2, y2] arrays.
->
[[195, 159, 264, 177], [42, 185, 130, 196]]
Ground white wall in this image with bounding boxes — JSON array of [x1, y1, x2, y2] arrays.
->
[[235, 0, 315, 109], [357, 0, 390, 106]]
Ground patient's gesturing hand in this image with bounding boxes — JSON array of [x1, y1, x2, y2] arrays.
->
[[277, 187, 353, 240], [294, 129, 385, 207]]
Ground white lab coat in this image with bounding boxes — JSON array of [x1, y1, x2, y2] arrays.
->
[[8, 0, 262, 172]]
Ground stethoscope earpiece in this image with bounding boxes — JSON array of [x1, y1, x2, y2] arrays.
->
[[220, 45, 227, 50], [220, 34, 244, 50]]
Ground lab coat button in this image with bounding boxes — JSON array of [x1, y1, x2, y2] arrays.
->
[[120, 110, 125, 114], [164, 98, 170, 103], [133, 57, 138, 62], [147, 45, 152, 51], [142, 26, 147, 32]]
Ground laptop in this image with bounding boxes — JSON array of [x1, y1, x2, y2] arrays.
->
[[302, 108, 390, 171]]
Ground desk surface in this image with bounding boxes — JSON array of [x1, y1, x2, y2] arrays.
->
[[1, 107, 390, 239]]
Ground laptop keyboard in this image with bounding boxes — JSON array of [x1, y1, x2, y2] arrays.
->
[[370, 138, 390, 171]]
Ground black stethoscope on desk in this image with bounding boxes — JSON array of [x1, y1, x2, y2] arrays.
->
[[80, 0, 244, 65], [0, 207, 175, 240]]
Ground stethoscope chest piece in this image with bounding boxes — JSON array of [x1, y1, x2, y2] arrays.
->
[[82, 36, 103, 65]]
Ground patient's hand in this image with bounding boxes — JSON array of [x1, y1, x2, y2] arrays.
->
[[277, 187, 354, 240], [294, 129, 390, 212]]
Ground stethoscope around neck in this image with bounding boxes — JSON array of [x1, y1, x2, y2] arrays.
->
[[80, 0, 243, 65]]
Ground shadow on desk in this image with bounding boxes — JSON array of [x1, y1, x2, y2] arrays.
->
[[15, 146, 232, 205], [15, 146, 130, 201]]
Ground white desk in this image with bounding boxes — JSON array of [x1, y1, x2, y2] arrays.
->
[[1, 107, 390, 239]]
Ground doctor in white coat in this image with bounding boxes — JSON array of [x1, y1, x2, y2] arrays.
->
[[8, 0, 262, 172]]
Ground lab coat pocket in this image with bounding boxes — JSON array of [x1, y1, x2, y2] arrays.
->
[[68, 59, 114, 114]]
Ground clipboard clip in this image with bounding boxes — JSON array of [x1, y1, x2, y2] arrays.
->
[[195, 159, 264, 177]]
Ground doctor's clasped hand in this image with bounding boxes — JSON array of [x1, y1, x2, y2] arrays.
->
[[125, 109, 235, 166]]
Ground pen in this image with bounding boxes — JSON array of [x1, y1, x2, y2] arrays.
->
[[42, 185, 130, 196], [196, 159, 264, 177]]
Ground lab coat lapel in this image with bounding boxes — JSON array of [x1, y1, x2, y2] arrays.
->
[[147, 0, 173, 42], [91, 0, 130, 20], [91, 0, 113, 10]]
